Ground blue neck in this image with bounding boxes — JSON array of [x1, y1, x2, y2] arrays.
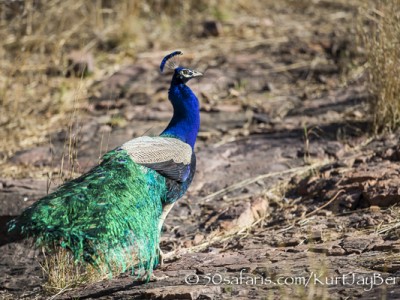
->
[[161, 80, 200, 149]]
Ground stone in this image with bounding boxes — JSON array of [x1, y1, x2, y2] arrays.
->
[[10, 146, 52, 167], [66, 50, 94, 77], [202, 20, 222, 37]]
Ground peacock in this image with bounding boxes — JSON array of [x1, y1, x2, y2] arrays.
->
[[8, 51, 202, 281]]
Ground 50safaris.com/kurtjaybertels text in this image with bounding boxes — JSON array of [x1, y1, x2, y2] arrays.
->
[[185, 270, 397, 291]]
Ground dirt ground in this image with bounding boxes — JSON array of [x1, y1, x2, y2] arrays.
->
[[1, 1, 400, 299]]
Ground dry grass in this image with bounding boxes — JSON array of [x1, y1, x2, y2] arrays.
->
[[40, 246, 144, 295], [40, 248, 100, 295], [360, 0, 400, 132], [0, 0, 239, 175]]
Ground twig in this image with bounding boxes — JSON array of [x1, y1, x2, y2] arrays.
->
[[163, 216, 267, 261], [304, 189, 346, 218], [202, 160, 330, 202], [377, 221, 400, 235], [48, 286, 73, 300], [273, 189, 345, 235]]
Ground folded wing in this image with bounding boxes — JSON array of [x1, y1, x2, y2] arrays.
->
[[121, 136, 193, 182]]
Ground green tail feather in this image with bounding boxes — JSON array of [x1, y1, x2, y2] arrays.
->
[[9, 148, 166, 276]]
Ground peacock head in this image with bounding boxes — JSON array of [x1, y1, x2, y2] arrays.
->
[[160, 51, 203, 84]]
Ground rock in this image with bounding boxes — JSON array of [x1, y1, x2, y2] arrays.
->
[[250, 197, 269, 220], [90, 65, 149, 103], [381, 145, 400, 161], [308, 244, 330, 254], [214, 104, 242, 113], [99, 124, 112, 134], [278, 238, 300, 247], [369, 205, 381, 213], [261, 82, 275, 92], [297, 144, 325, 158], [227, 203, 255, 228], [225, 264, 254, 272], [202, 20, 222, 37], [10, 146, 52, 167], [94, 99, 126, 110], [309, 230, 322, 242], [143, 286, 221, 300], [343, 171, 378, 184], [373, 241, 397, 252], [325, 141, 345, 159], [340, 236, 382, 254], [66, 50, 94, 77], [252, 113, 272, 124], [339, 190, 362, 209], [193, 234, 204, 245], [328, 246, 346, 256], [364, 193, 400, 207], [219, 197, 269, 231], [46, 64, 63, 76], [362, 179, 400, 207]]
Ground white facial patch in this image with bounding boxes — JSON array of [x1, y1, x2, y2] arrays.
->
[[180, 69, 194, 78]]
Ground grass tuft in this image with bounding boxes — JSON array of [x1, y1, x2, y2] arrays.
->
[[41, 246, 142, 296], [360, 0, 400, 132], [41, 247, 101, 295]]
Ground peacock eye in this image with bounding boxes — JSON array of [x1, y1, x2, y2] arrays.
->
[[182, 70, 188, 75]]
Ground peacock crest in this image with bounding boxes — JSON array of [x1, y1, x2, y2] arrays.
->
[[160, 50, 182, 72]]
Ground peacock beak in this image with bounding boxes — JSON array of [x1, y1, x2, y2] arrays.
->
[[191, 70, 203, 77]]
